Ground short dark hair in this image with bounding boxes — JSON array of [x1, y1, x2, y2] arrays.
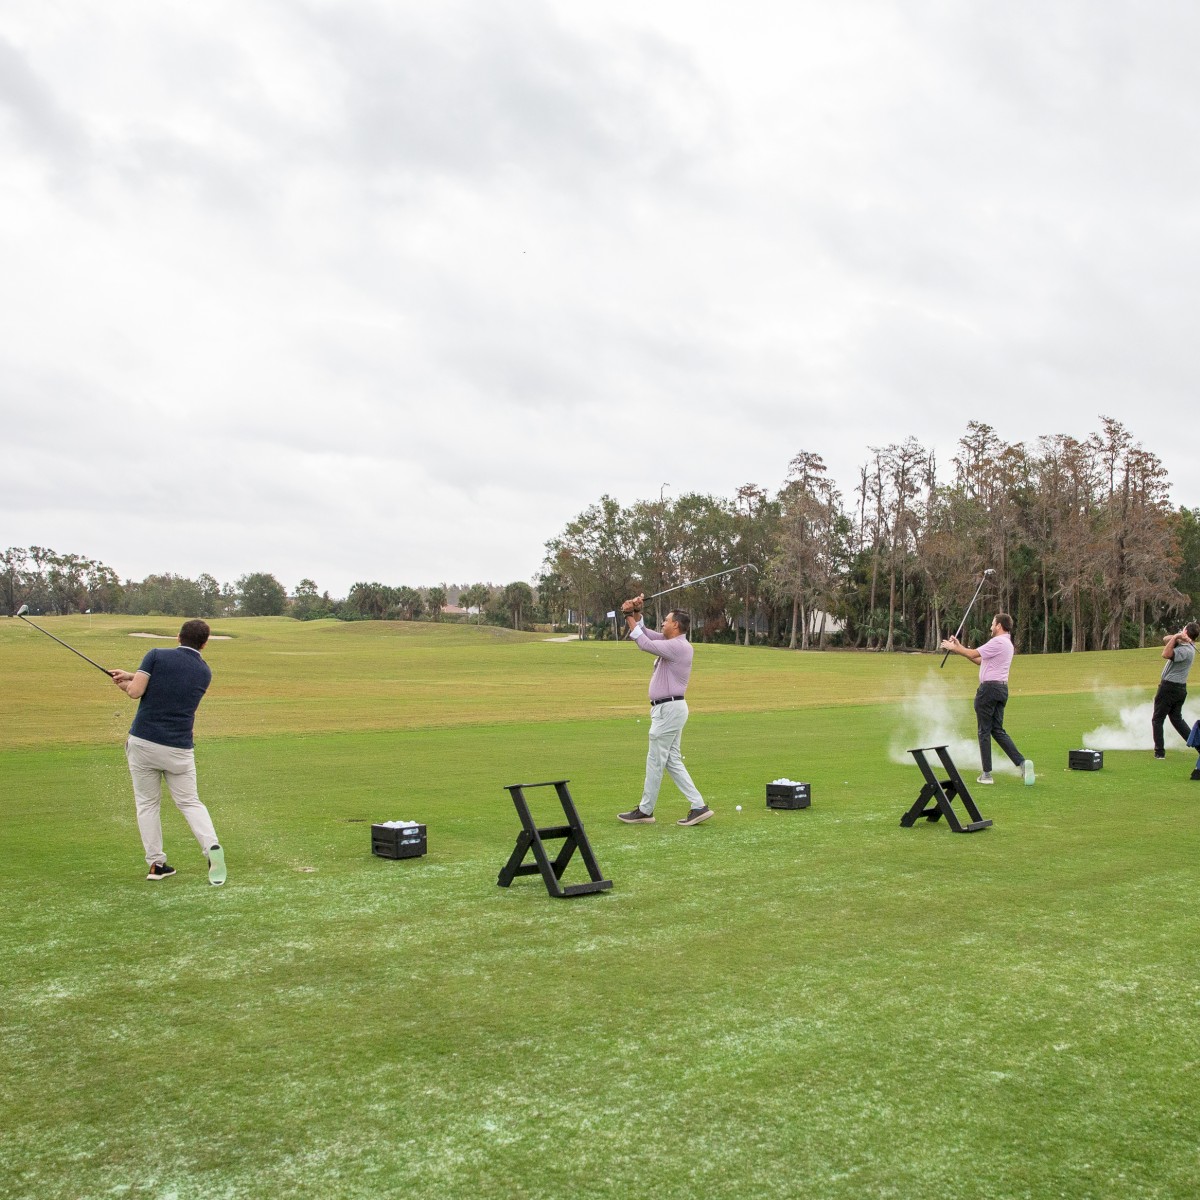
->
[[179, 619, 210, 650], [993, 613, 1013, 634], [1187, 622, 1200, 640], [669, 610, 691, 635]]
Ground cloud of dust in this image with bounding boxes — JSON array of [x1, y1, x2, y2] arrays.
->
[[1080, 687, 1155, 751], [887, 681, 1001, 773]]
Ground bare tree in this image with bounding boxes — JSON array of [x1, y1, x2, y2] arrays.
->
[[878, 438, 929, 651], [773, 452, 842, 650]]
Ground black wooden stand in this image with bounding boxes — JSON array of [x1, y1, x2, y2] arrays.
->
[[901, 745, 992, 833], [497, 780, 613, 898]]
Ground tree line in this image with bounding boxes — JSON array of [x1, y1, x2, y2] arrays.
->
[[8, 416, 1197, 650], [0, 552, 313, 619], [542, 417, 1200, 651], [0, 549, 549, 630], [340, 580, 537, 628]]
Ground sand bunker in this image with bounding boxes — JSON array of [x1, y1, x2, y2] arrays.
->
[[130, 632, 232, 640]]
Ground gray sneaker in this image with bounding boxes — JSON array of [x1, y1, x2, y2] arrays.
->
[[207, 844, 227, 886], [677, 805, 714, 826], [618, 808, 655, 824], [1023, 760, 1035, 787], [976, 773, 994, 785]]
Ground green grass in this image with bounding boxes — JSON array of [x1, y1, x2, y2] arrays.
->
[[2, 617, 1198, 1198]]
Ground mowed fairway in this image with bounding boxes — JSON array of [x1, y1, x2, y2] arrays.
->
[[3, 616, 1199, 1200]]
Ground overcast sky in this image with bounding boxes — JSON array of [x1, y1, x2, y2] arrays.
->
[[3, 1, 1198, 596]]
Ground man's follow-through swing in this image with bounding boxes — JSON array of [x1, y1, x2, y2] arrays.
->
[[616, 593, 714, 827], [941, 612, 1034, 787]]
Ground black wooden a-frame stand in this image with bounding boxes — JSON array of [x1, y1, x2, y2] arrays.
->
[[901, 745, 992, 833], [497, 780, 613, 898]]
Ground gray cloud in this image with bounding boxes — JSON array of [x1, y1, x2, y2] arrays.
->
[[0, 34, 89, 178], [294, 1, 720, 189]]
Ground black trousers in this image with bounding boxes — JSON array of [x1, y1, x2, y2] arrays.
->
[[1152, 681, 1190, 752], [974, 681, 1025, 773]]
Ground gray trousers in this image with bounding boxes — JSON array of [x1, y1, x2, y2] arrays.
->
[[125, 734, 219, 866], [639, 699, 705, 814]]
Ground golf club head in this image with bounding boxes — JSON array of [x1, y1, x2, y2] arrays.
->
[[15, 604, 28, 616]]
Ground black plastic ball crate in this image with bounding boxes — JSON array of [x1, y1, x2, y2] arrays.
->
[[371, 823, 427, 858], [766, 783, 811, 809]]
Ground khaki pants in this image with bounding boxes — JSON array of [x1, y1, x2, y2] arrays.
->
[[125, 735, 219, 867], [639, 699, 705, 814]]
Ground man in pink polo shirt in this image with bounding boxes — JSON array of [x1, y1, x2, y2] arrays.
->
[[941, 612, 1034, 786], [616, 593, 714, 827]]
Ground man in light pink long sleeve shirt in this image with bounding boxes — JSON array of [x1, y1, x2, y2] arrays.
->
[[617, 594, 713, 827]]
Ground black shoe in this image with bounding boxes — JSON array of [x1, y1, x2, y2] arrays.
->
[[1154, 751, 1166, 760], [1191, 769, 1200, 781], [618, 808, 655, 824], [146, 862, 177, 881], [677, 805, 714, 826]]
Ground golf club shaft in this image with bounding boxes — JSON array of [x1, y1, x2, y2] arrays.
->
[[939, 573, 991, 669], [18, 614, 111, 675], [608, 563, 757, 626], [647, 563, 755, 602]]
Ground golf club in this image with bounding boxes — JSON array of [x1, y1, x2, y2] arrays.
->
[[939, 569, 995, 668], [607, 563, 758, 620], [15, 604, 112, 676], [646, 563, 758, 603]]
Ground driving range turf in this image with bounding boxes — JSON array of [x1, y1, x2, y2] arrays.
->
[[3, 616, 1199, 1199]]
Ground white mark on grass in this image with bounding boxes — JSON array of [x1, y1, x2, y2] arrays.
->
[[1095, 977, 1141, 996], [20, 981, 74, 1007]]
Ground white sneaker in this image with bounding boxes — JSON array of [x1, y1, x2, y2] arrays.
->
[[207, 844, 227, 886], [976, 773, 994, 785], [1023, 760, 1035, 786]]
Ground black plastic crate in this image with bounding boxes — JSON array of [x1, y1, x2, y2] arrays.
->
[[371, 823, 427, 859], [766, 783, 811, 809], [1068, 750, 1103, 771]]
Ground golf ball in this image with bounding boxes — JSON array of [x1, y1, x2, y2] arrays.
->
[[735, 805, 742, 812]]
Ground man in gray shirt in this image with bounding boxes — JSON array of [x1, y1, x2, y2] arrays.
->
[[1152, 622, 1198, 758]]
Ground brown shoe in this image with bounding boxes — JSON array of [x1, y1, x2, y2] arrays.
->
[[617, 808, 655, 824], [677, 806, 713, 826]]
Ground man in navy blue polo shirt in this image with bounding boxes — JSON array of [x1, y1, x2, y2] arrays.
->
[[111, 618, 226, 885]]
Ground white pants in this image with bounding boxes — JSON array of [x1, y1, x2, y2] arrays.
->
[[639, 699, 705, 814], [125, 735, 219, 866]]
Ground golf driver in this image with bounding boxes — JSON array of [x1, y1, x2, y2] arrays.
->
[[607, 564, 758, 620], [939, 569, 995, 668], [14, 604, 111, 676], [645, 562, 757, 603]]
